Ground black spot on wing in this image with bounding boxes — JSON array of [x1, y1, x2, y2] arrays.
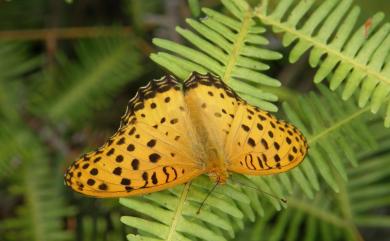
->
[[121, 178, 131, 185], [87, 179, 95, 186], [151, 172, 158, 184], [113, 167, 122, 176], [98, 183, 108, 190], [248, 138, 256, 147], [147, 139, 156, 148], [90, 168, 98, 176], [241, 124, 250, 132], [149, 153, 161, 163], [131, 159, 139, 170]]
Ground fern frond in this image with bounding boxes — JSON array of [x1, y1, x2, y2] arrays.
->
[[0, 43, 42, 177], [255, 0, 390, 126], [151, 0, 282, 111], [0, 122, 75, 241], [282, 85, 376, 194], [120, 176, 254, 241], [76, 211, 124, 241], [33, 37, 143, 124], [0, 123, 26, 177], [238, 121, 390, 241], [0, 43, 42, 121]]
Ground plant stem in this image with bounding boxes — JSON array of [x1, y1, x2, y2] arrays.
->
[[336, 175, 365, 241], [308, 106, 369, 145], [222, 10, 252, 83], [166, 182, 192, 241], [0, 27, 154, 55], [0, 27, 133, 40], [287, 197, 349, 228]]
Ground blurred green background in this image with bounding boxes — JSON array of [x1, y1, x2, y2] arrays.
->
[[0, 0, 389, 241]]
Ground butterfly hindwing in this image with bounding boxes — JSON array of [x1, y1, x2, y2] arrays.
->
[[225, 102, 308, 175], [65, 76, 204, 197]]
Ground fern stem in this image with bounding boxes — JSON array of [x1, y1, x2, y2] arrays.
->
[[0, 27, 153, 56], [25, 166, 43, 241], [307, 105, 369, 145], [336, 175, 365, 241], [166, 182, 192, 241], [222, 10, 252, 83], [287, 197, 349, 228], [254, 9, 390, 86], [308, 95, 390, 144]]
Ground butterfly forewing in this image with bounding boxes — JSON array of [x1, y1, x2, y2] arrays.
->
[[65, 76, 204, 197]]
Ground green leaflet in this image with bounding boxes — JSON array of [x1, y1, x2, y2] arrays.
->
[[256, 0, 390, 127]]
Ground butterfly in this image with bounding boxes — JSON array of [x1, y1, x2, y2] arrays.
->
[[64, 72, 308, 197]]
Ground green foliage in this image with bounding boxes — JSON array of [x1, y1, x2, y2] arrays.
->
[[188, 0, 201, 17], [0, 42, 75, 241], [0, 37, 143, 240], [0, 43, 41, 177], [0, 43, 42, 121], [282, 85, 376, 194], [32, 38, 143, 124], [236, 120, 390, 241], [0, 122, 75, 241], [120, 180, 245, 241], [76, 209, 125, 241], [0, 0, 46, 29], [151, 0, 282, 112], [0, 1, 389, 241], [256, 0, 390, 127]]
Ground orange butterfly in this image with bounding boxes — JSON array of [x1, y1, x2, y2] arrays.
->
[[64, 72, 308, 197]]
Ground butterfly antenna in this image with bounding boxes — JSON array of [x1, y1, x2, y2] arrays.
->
[[231, 176, 287, 203], [196, 178, 220, 215]]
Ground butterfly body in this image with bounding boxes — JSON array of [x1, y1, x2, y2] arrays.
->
[[65, 72, 308, 197], [184, 89, 229, 184]]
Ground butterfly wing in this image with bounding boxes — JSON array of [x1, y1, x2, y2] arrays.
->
[[64, 76, 205, 197], [225, 102, 308, 175]]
